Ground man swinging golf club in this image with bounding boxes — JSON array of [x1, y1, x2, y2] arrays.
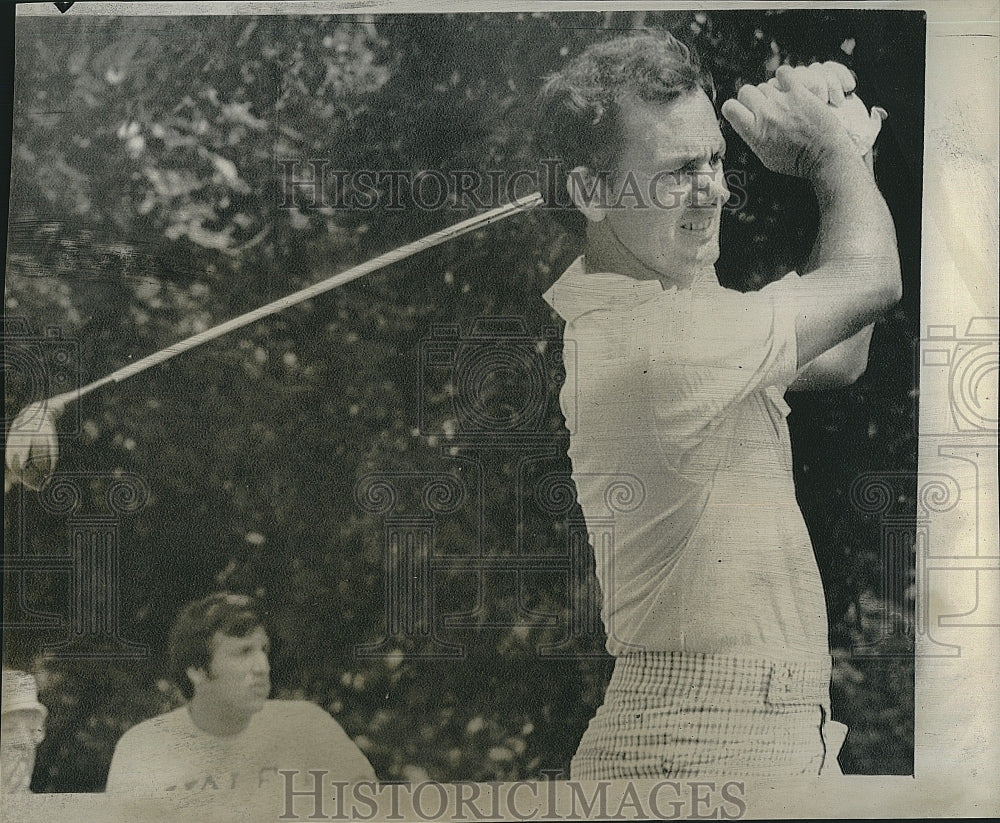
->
[[536, 32, 898, 778], [105, 592, 375, 793], [5, 24, 895, 785]]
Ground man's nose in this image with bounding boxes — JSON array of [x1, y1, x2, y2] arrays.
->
[[252, 651, 270, 673], [708, 168, 730, 203], [689, 165, 730, 207]]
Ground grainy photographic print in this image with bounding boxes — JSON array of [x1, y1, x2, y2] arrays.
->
[[1, 2, 997, 821]]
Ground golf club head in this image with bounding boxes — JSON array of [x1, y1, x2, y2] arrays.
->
[[5, 399, 63, 493]]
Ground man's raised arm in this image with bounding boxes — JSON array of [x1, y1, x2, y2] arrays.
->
[[722, 65, 901, 370], [790, 143, 880, 390]]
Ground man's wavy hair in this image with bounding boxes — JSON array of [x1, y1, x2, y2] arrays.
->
[[536, 31, 716, 231], [168, 592, 264, 700]]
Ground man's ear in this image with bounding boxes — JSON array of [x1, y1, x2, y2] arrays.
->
[[186, 666, 208, 690], [566, 165, 609, 223]]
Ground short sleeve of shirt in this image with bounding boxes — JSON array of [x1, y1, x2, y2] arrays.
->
[[643, 272, 800, 450], [104, 726, 142, 792], [286, 702, 377, 782], [105, 721, 170, 793]]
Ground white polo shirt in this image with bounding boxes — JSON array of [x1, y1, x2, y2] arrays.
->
[[543, 257, 829, 662]]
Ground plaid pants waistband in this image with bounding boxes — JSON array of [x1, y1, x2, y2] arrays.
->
[[607, 652, 833, 708]]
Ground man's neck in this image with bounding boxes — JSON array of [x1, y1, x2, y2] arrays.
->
[[583, 224, 720, 292], [585, 221, 668, 287], [186, 697, 254, 738]]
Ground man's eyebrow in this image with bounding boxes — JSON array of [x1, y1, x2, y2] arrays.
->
[[659, 144, 727, 167]]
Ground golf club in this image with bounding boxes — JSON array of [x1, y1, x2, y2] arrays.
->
[[5, 192, 545, 492]]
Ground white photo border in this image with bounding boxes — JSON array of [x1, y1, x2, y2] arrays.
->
[[3, 1, 997, 819]]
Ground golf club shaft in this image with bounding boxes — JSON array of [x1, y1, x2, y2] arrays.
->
[[58, 192, 545, 407]]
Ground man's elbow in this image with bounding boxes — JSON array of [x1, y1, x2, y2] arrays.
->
[[875, 251, 903, 312], [879, 275, 903, 312], [821, 358, 867, 387], [842, 359, 868, 385], [794, 351, 868, 390]]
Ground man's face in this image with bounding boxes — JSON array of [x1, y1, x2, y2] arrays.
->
[[599, 91, 729, 287], [193, 627, 271, 717]]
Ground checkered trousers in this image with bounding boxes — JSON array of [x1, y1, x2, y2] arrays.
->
[[570, 652, 837, 779]]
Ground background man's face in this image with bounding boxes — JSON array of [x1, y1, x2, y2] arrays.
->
[[1, 709, 45, 793], [604, 91, 729, 286], [195, 626, 271, 717]]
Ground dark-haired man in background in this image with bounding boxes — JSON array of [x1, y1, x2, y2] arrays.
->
[[538, 33, 898, 778], [105, 592, 375, 793]]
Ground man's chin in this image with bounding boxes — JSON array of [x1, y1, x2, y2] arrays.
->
[[694, 238, 721, 266], [665, 238, 719, 275], [245, 693, 268, 713]]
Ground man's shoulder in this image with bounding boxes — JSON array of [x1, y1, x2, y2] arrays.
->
[[691, 270, 799, 308], [259, 699, 339, 728], [262, 698, 328, 714], [258, 700, 361, 753], [115, 706, 189, 747], [543, 256, 668, 326], [257, 700, 374, 779], [682, 271, 800, 344]]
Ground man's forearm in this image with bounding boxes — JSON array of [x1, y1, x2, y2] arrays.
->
[[805, 152, 901, 311], [721, 67, 902, 366], [789, 152, 883, 389]]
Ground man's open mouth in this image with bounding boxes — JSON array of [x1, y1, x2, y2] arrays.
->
[[680, 219, 714, 232]]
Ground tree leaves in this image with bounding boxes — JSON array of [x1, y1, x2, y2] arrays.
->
[[6, 11, 920, 787]]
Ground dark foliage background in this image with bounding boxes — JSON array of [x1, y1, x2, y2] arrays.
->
[[2, 10, 923, 789]]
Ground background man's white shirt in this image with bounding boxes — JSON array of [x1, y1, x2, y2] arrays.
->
[[105, 699, 375, 794]]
